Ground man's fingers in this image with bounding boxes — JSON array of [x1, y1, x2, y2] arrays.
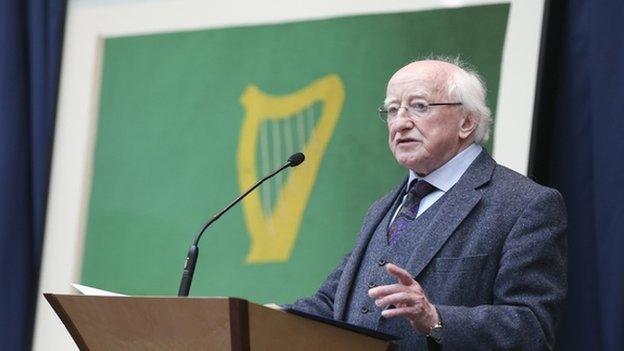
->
[[385, 263, 415, 286], [369, 264, 423, 299], [373, 291, 422, 309], [381, 306, 420, 319], [368, 283, 404, 298]]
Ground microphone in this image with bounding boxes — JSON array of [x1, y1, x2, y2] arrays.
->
[[287, 152, 305, 166], [177, 152, 306, 296]]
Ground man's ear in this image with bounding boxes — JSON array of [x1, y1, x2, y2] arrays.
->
[[459, 113, 478, 140]]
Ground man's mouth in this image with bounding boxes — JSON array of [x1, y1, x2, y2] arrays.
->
[[396, 137, 419, 145]]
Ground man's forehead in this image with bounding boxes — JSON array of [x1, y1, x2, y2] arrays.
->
[[385, 77, 444, 100], [385, 61, 454, 98]]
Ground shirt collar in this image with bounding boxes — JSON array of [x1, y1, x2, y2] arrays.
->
[[407, 143, 483, 192]]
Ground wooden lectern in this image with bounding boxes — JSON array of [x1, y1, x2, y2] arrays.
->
[[45, 294, 397, 351]]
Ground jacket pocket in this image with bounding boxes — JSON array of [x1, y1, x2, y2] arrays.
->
[[433, 254, 489, 273]]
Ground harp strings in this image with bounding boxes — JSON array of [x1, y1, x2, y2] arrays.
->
[[258, 103, 318, 236]]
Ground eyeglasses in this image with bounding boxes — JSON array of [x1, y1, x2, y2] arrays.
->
[[378, 101, 462, 122]]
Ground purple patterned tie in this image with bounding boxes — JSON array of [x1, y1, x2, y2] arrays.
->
[[387, 180, 437, 244]]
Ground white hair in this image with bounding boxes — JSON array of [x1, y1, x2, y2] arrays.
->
[[420, 55, 493, 145]]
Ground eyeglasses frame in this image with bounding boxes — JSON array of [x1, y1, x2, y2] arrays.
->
[[377, 102, 463, 122]]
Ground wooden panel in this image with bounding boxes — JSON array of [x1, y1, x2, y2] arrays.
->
[[228, 298, 250, 351], [46, 294, 232, 351], [247, 304, 394, 351]]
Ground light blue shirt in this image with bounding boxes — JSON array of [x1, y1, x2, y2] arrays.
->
[[391, 143, 483, 222]]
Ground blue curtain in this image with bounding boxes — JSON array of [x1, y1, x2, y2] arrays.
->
[[533, 1, 624, 350], [0, 0, 67, 349]]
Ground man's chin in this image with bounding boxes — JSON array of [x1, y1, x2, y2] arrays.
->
[[396, 156, 425, 173], [391, 152, 432, 175]]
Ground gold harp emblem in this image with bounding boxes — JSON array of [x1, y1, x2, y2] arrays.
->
[[237, 74, 345, 263]]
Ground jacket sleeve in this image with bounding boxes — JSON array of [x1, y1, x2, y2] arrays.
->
[[436, 188, 567, 351], [284, 250, 351, 319], [284, 187, 402, 319]]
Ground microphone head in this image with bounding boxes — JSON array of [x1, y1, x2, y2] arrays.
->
[[287, 152, 305, 167]]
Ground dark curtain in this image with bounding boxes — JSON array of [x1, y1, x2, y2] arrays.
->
[[532, 0, 624, 350], [0, 0, 67, 349]]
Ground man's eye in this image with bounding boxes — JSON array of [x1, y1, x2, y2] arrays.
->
[[387, 106, 399, 115], [412, 102, 428, 113]]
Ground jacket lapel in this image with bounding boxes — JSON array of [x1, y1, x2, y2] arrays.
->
[[406, 151, 496, 278], [333, 180, 405, 320]]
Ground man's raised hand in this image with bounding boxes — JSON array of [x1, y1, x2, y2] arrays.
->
[[367, 263, 439, 334]]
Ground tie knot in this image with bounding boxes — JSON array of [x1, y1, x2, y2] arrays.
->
[[409, 180, 436, 199]]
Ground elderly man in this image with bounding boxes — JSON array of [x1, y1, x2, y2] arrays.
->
[[289, 59, 567, 350]]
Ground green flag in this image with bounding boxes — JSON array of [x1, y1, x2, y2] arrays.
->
[[82, 4, 509, 303]]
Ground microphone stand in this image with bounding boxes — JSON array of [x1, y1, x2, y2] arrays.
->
[[177, 153, 304, 296]]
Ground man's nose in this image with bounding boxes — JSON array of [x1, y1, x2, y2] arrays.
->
[[392, 108, 415, 129], [396, 106, 411, 119]]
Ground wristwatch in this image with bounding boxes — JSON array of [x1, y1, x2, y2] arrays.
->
[[426, 321, 443, 344]]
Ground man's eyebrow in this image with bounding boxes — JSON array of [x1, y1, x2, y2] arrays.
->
[[384, 92, 430, 105], [384, 97, 398, 105]]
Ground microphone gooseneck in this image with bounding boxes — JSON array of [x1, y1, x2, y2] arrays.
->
[[177, 152, 306, 296]]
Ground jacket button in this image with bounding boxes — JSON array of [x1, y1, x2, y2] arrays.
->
[[378, 259, 387, 266], [367, 282, 377, 288], [361, 306, 369, 314]]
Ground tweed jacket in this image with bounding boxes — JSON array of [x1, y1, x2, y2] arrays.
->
[[290, 150, 567, 350]]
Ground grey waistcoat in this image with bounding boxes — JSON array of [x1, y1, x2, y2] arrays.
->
[[344, 193, 446, 332]]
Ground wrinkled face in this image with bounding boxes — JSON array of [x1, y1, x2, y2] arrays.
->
[[386, 64, 468, 175]]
